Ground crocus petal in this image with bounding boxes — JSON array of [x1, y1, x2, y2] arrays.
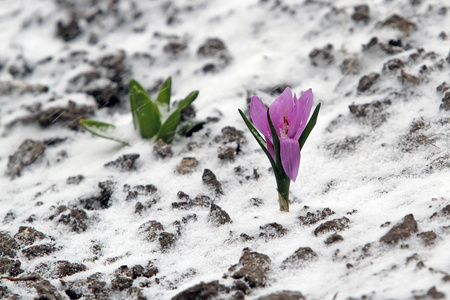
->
[[280, 138, 301, 182], [269, 87, 294, 132], [250, 96, 271, 138], [298, 88, 314, 135]]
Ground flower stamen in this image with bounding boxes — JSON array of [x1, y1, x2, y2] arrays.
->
[[283, 109, 289, 135]]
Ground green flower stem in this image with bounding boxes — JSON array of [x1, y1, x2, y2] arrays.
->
[[275, 171, 290, 212]]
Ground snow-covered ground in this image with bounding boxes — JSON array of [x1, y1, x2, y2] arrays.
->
[[0, 0, 449, 299]]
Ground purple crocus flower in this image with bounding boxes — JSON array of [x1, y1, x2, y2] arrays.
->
[[250, 88, 314, 182]]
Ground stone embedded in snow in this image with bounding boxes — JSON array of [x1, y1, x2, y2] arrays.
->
[[159, 232, 176, 249], [81, 180, 115, 210], [282, 247, 317, 268], [357, 72, 380, 93], [172, 280, 227, 300], [104, 153, 140, 171], [22, 243, 57, 260], [209, 204, 232, 226], [352, 4, 370, 24], [66, 175, 85, 185], [0, 81, 48, 95], [218, 146, 237, 160], [57, 14, 81, 42], [58, 208, 89, 233], [340, 57, 361, 75], [401, 70, 421, 85], [154, 139, 173, 158], [229, 250, 271, 288], [0, 257, 23, 276], [383, 58, 405, 73], [7, 139, 45, 178], [35, 260, 87, 279], [379, 214, 418, 244], [111, 275, 133, 291], [164, 39, 188, 55], [33, 276, 64, 300], [0, 231, 20, 258], [139, 220, 164, 242], [298, 208, 335, 226], [417, 231, 437, 247], [259, 222, 288, 239], [14, 226, 46, 246], [214, 126, 246, 145], [380, 14, 418, 35], [313, 217, 350, 236], [324, 233, 344, 245], [176, 157, 198, 174], [202, 169, 224, 195], [257, 290, 305, 300], [349, 98, 392, 128], [309, 44, 334, 67], [440, 92, 450, 111]]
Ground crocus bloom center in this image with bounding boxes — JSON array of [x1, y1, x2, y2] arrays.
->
[[249, 87, 313, 181]]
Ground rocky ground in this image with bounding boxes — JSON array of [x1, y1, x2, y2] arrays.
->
[[0, 0, 449, 299]]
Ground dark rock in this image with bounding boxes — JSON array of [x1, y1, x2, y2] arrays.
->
[[340, 57, 361, 75], [0, 257, 23, 276], [250, 198, 264, 207], [380, 14, 417, 35], [414, 286, 446, 299], [417, 231, 437, 246], [143, 261, 159, 278], [357, 72, 380, 93], [209, 204, 232, 226], [0, 231, 20, 258], [92, 51, 127, 85], [180, 103, 196, 122], [7, 139, 45, 178], [159, 232, 176, 249], [57, 14, 81, 42], [164, 39, 187, 55], [362, 37, 406, 55], [14, 226, 46, 246], [298, 208, 335, 225], [67, 70, 101, 90], [22, 243, 57, 259], [16, 100, 95, 130], [36, 260, 87, 278], [139, 220, 164, 242], [440, 92, 450, 111], [202, 169, 224, 195], [135, 202, 146, 215], [383, 58, 405, 72], [83, 78, 120, 107], [349, 99, 391, 127], [172, 195, 212, 210], [176, 157, 198, 174], [127, 287, 147, 300], [82, 180, 115, 210], [2, 211, 16, 224], [8, 58, 33, 79], [202, 63, 216, 73], [67, 175, 85, 185], [58, 208, 89, 233], [437, 82, 450, 94], [399, 120, 432, 152], [0, 81, 48, 95], [313, 217, 350, 236], [440, 204, 450, 216], [282, 247, 317, 267], [259, 223, 288, 239], [154, 139, 173, 158], [56, 261, 87, 278], [257, 291, 305, 300], [401, 70, 421, 85], [352, 5, 370, 24], [111, 275, 133, 291], [218, 147, 237, 160], [230, 250, 271, 288], [215, 126, 246, 145], [172, 280, 226, 300], [324, 233, 344, 245], [309, 44, 334, 67], [104, 154, 140, 171], [197, 38, 227, 57], [33, 276, 64, 300], [380, 214, 418, 244]]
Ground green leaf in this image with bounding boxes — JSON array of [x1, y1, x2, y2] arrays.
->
[[79, 119, 130, 146], [238, 109, 276, 169], [156, 76, 172, 112], [178, 121, 206, 137], [298, 103, 321, 150], [177, 91, 199, 111], [267, 109, 283, 175], [155, 110, 180, 144], [155, 90, 200, 144], [129, 79, 161, 139]]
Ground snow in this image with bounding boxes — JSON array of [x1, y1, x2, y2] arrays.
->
[[0, 0, 450, 299]]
